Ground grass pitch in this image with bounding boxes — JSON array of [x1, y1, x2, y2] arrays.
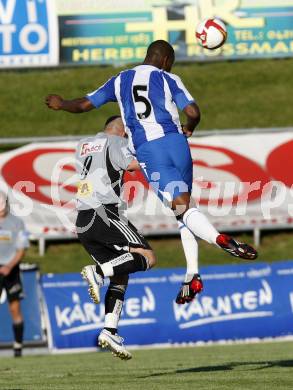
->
[[0, 341, 293, 390], [1, 58, 293, 138], [25, 230, 293, 274]]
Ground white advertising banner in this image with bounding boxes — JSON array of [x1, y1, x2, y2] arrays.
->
[[0, 0, 59, 68], [0, 130, 292, 238]]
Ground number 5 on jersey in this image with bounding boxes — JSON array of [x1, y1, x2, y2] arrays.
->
[[133, 85, 152, 119]]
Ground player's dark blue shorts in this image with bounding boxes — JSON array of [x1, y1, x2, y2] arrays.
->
[[136, 133, 193, 202]]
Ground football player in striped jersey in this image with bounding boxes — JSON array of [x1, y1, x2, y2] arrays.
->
[[46, 40, 257, 306]]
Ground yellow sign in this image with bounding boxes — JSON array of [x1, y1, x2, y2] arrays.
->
[[77, 181, 93, 197], [126, 2, 265, 45]]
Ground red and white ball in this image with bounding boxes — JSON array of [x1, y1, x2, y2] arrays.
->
[[196, 18, 227, 50]]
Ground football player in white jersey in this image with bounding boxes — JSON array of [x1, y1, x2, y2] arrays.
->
[[76, 116, 157, 360], [0, 192, 29, 357]]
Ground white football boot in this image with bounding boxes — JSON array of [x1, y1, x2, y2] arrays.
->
[[81, 265, 103, 304], [98, 329, 132, 360]]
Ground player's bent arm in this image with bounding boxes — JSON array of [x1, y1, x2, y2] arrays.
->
[[0, 249, 25, 276], [182, 102, 201, 136], [126, 159, 141, 172], [45, 95, 94, 113]]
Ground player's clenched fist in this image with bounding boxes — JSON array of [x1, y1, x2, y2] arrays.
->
[[45, 94, 64, 110]]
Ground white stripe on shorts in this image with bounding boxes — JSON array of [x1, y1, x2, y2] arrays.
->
[[116, 220, 142, 244], [109, 219, 140, 244]]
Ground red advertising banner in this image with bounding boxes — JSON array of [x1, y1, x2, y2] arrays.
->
[[0, 130, 292, 238]]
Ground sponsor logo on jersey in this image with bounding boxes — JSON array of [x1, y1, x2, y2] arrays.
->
[[77, 180, 93, 197], [80, 139, 107, 157], [0, 230, 12, 241]]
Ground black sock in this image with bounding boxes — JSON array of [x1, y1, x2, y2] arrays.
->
[[104, 327, 117, 335], [112, 253, 148, 276], [105, 284, 125, 313], [95, 264, 104, 277], [104, 283, 126, 335], [13, 322, 24, 345]]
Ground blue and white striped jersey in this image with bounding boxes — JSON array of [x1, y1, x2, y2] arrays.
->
[[86, 65, 195, 150]]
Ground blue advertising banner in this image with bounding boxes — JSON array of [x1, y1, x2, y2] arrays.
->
[[0, 0, 59, 68], [57, 0, 293, 65], [0, 268, 44, 344], [42, 261, 293, 350]]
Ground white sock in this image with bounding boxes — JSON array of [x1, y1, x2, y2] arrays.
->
[[178, 220, 199, 282], [182, 207, 219, 245], [104, 299, 123, 330]]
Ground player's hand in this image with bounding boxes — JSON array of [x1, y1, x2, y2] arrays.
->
[[45, 94, 64, 110], [0, 265, 11, 276], [182, 125, 193, 138]]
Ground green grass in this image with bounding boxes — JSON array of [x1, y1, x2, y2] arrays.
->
[[0, 342, 293, 389], [25, 230, 293, 274], [0, 58, 293, 138]]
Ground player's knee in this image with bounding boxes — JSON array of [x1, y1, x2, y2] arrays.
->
[[130, 247, 156, 269], [145, 249, 156, 268], [172, 193, 191, 219]]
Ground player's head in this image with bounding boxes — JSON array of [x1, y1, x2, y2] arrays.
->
[[143, 40, 175, 72], [104, 115, 125, 137], [0, 191, 9, 217]]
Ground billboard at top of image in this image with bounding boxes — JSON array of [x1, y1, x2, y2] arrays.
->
[[57, 0, 293, 65], [0, 0, 59, 68]]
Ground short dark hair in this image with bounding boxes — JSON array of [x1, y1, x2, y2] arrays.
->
[[146, 40, 174, 59], [104, 115, 121, 127]]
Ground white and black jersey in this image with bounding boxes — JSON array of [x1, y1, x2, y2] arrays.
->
[[0, 214, 29, 266], [0, 213, 29, 302], [75, 133, 151, 262], [75, 133, 134, 211]]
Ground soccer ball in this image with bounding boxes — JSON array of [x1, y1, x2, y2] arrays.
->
[[196, 18, 227, 50]]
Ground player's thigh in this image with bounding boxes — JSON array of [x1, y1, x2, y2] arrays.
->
[[136, 136, 170, 174], [3, 266, 24, 303], [77, 209, 125, 262], [168, 133, 193, 193], [101, 213, 154, 264], [126, 221, 156, 267], [76, 207, 144, 263], [127, 220, 152, 250], [136, 136, 191, 202], [143, 162, 189, 203]]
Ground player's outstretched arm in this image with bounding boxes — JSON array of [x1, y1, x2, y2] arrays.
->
[[182, 102, 201, 137], [45, 95, 94, 113]]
